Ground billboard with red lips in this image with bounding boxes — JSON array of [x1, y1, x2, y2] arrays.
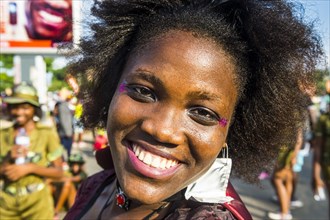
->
[[0, 0, 80, 54]]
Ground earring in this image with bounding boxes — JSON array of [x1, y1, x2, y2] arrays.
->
[[221, 143, 229, 158]]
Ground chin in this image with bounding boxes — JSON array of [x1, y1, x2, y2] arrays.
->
[[123, 181, 171, 205]]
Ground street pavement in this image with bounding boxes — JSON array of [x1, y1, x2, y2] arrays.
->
[[72, 131, 328, 220]]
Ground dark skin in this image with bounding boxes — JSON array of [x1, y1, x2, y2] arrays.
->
[[0, 103, 63, 181], [82, 30, 238, 219]]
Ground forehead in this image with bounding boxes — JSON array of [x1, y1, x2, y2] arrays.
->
[[130, 30, 237, 74], [125, 30, 238, 101]]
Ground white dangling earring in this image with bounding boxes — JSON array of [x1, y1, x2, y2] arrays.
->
[[218, 143, 232, 192], [220, 143, 231, 166]]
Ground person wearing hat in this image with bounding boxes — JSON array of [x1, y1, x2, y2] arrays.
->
[[0, 82, 64, 219], [52, 152, 87, 216]]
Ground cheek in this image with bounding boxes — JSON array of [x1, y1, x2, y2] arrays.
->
[[107, 94, 140, 134], [189, 126, 226, 161]]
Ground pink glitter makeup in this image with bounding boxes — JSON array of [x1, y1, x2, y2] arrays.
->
[[119, 82, 127, 93], [219, 118, 228, 127]]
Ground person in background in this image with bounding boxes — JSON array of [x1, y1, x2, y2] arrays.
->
[[55, 88, 74, 159], [52, 152, 87, 217], [73, 98, 84, 148], [289, 95, 316, 208], [0, 82, 63, 219], [269, 129, 304, 220], [313, 81, 330, 218], [63, 0, 323, 219]]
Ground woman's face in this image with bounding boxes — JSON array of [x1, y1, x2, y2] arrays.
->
[[107, 30, 238, 204], [9, 103, 35, 126]]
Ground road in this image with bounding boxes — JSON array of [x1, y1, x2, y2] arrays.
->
[[72, 131, 328, 220]]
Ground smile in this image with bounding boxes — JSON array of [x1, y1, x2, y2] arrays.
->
[[38, 10, 64, 24], [132, 143, 178, 169], [126, 142, 181, 179]]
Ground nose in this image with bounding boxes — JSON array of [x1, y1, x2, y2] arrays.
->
[[11, 106, 24, 115], [140, 105, 185, 145]]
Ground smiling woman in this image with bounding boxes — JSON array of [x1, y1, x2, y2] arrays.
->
[[63, 0, 324, 219]]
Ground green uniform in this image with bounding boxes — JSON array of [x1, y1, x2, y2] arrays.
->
[[314, 113, 330, 182], [0, 121, 63, 220]]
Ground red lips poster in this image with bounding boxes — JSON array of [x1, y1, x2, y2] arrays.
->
[[0, 0, 80, 54]]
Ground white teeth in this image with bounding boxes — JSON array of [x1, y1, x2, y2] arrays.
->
[[166, 160, 172, 169], [143, 152, 152, 165], [151, 156, 161, 168], [39, 10, 63, 23], [138, 150, 145, 161], [160, 159, 167, 169], [132, 143, 178, 169], [134, 146, 140, 156], [172, 160, 178, 166]]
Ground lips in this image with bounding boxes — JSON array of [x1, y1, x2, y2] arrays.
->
[[132, 143, 178, 169], [32, 2, 71, 30], [127, 142, 181, 179]]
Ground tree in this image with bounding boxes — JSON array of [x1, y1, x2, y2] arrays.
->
[[44, 56, 69, 91], [0, 54, 14, 92], [315, 68, 330, 95]]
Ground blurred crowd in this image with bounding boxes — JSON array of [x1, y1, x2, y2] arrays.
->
[[259, 86, 330, 220], [0, 81, 329, 220], [0, 82, 108, 219]]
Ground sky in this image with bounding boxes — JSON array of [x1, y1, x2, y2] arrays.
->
[[299, 0, 330, 69], [54, 0, 330, 70]]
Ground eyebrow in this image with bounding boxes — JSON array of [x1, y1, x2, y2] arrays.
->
[[132, 70, 222, 102], [186, 90, 222, 102], [132, 71, 164, 88]]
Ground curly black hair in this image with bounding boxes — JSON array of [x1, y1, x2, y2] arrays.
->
[[65, 0, 323, 182]]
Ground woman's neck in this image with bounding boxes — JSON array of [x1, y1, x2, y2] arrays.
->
[[98, 182, 171, 220]]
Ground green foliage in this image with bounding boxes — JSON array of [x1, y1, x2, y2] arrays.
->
[[0, 54, 14, 92], [44, 57, 54, 71], [0, 73, 14, 92], [48, 66, 69, 91], [0, 54, 14, 69], [43, 56, 69, 91], [315, 69, 330, 95]]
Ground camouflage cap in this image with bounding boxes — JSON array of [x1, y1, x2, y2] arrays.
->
[[68, 153, 85, 164], [3, 82, 40, 107]]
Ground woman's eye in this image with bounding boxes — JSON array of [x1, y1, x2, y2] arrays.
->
[[126, 85, 156, 102], [188, 107, 220, 126]]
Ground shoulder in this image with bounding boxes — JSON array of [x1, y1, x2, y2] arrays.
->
[[167, 203, 237, 220], [64, 170, 115, 220], [35, 122, 56, 131], [0, 119, 14, 130], [77, 169, 115, 196]]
